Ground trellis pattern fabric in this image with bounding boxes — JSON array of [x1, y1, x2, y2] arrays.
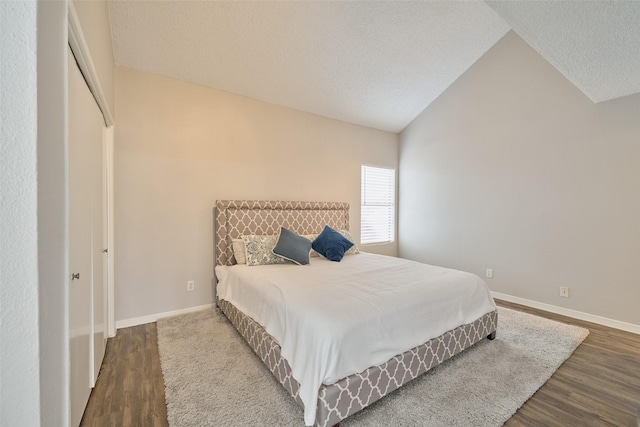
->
[[218, 298, 497, 427], [215, 200, 350, 266], [214, 200, 497, 426]]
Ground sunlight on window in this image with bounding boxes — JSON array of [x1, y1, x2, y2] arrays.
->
[[361, 165, 395, 245]]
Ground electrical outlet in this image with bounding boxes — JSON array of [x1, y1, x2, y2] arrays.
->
[[485, 268, 493, 279], [559, 286, 569, 298], [187, 280, 195, 291]]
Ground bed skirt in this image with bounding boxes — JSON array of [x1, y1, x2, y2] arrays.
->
[[217, 298, 498, 427]]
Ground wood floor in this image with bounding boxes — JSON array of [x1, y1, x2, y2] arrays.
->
[[80, 323, 169, 427], [80, 300, 640, 427]]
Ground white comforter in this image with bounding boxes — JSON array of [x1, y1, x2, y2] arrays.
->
[[215, 253, 496, 426]]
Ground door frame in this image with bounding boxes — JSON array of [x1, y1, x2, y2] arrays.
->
[[68, 2, 116, 337]]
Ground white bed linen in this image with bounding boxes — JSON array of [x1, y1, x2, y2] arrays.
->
[[215, 253, 496, 426]]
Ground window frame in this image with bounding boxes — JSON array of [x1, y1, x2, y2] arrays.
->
[[360, 164, 396, 245]]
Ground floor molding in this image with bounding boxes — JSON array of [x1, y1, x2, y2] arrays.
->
[[492, 292, 640, 335], [117, 295, 640, 336], [116, 304, 213, 331]]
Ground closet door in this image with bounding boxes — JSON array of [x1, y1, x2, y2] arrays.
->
[[68, 46, 105, 427], [91, 107, 106, 383]]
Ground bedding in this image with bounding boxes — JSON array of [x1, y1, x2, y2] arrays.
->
[[242, 234, 290, 266], [303, 234, 321, 257], [338, 229, 359, 255], [272, 227, 312, 265], [305, 230, 358, 258], [232, 229, 357, 265], [216, 252, 496, 426], [311, 225, 354, 261], [231, 239, 246, 264], [214, 200, 496, 427]]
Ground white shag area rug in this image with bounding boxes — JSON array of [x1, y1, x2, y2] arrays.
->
[[157, 307, 589, 427]]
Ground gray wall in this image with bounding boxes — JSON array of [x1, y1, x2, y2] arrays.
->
[[37, 2, 69, 425], [399, 31, 640, 326], [1, 1, 114, 424], [0, 1, 68, 426], [114, 67, 399, 324], [1, 2, 42, 425]]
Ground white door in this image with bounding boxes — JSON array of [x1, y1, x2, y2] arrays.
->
[[68, 46, 106, 427], [91, 111, 106, 384]]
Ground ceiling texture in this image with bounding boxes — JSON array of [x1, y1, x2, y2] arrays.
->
[[108, 1, 640, 133]]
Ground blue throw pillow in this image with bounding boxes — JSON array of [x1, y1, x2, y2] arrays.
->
[[312, 225, 354, 262], [272, 227, 312, 265]]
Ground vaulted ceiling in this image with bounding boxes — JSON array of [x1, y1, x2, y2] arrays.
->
[[108, 1, 640, 133]]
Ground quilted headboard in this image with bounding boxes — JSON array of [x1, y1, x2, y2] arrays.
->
[[215, 200, 350, 266]]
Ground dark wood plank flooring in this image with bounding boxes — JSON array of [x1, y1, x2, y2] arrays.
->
[[80, 300, 640, 426], [499, 300, 640, 427], [80, 322, 169, 427]]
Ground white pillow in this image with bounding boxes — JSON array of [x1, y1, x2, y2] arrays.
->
[[232, 238, 246, 264], [304, 234, 320, 257], [339, 230, 360, 256]]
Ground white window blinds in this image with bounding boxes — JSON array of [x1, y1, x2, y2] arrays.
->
[[361, 165, 395, 245]]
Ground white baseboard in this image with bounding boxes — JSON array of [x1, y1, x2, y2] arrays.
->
[[116, 295, 640, 336], [492, 292, 640, 335], [116, 303, 213, 331]]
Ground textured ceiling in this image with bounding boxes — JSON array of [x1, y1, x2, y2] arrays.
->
[[108, 1, 509, 132], [108, 1, 640, 133], [486, 0, 640, 104]]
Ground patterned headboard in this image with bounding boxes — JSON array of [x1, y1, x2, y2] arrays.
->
[[215, 200, 350, 266]]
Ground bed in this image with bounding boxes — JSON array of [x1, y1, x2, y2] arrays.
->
[[214, 200, 497, 426]]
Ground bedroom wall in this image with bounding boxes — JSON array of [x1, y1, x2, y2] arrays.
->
[[37, 3, 70, 425], [114, 66, 398, 324], [1, 1, 69, 425], [1, 3, 41, 425], [399, 31, 640, 327]]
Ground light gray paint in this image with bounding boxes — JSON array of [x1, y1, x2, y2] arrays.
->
[[1, 2, 70, 426], [0, 2, 42, 425], [113, 67, 398, 323], [399, 31, 640, 326], [37, 2, 70, 426]]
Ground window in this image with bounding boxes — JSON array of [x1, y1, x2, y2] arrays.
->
[[361, 165, 395, 244]]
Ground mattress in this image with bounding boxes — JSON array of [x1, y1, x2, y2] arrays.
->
[[215, 252, 497, 426]]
